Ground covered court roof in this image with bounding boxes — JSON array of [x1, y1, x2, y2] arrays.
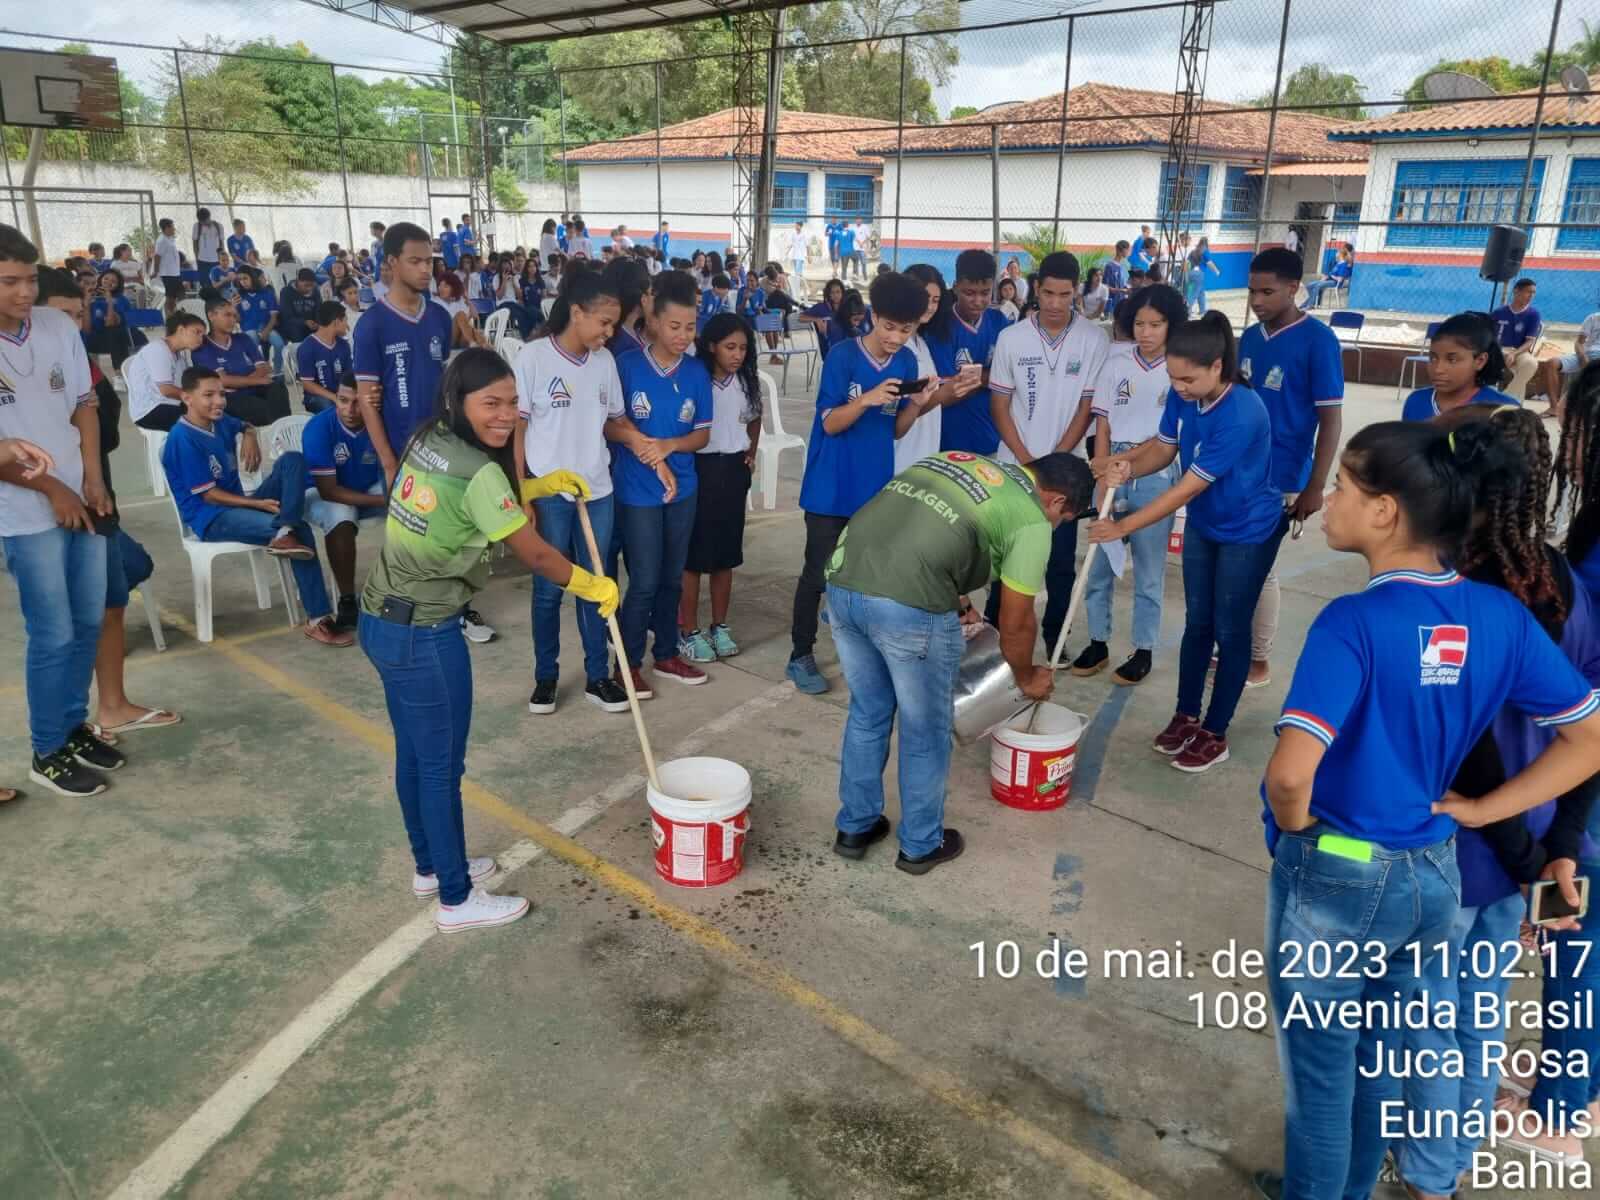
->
[[304, 0, 818, 45]]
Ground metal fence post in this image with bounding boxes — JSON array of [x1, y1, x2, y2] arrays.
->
[[891, 36, 908, 269], [1250, 0, 1291, 265], [1508, 0, 1564, 306], [1050, 18, 1075, 250], [329, 63, 356, 251], [558, 74, 571, 219], [991, 122, 1001, 262], [655, 61, 664, 236], [1, 131, 20, 227], [173, 48, 201, 210]]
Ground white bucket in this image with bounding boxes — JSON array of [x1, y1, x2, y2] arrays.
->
[[989, 704, 1088, 811], [647, 757, 752, 888]]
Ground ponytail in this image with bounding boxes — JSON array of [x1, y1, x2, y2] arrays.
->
[[1167, 311, 1237, 381], [542, 265, 617, 338], [1433, 312, 1506, 387]]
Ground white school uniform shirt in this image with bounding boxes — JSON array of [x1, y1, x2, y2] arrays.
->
[[988, 313, 1110, 465], [152, 234, 180, 277], [1090, 342, 1171, 447], [1079, 283, 1110, 320], [786, 230, 808, 262], [124, 336, 185, 423], [513, 335, 624, 500], [894, 334, 943, 473], [193, 220, 223, 261], [569, 235, 594, 259], [111, 258, 143, 284], [539, 234, 560, 263], [0, 307, 95, 537], [701, 373, 757, 455], [438, 297, 468, 323]]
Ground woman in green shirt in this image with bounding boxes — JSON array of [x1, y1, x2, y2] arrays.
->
[[359, 348, 619, 933]]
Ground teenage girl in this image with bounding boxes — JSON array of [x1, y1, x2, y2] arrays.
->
[[435, 274, 486, 349], [679, 313, 762, 663], [1402, 311, 1519, 422], [825, 289, 870, 351], [1090, 312, 1286, 773], [1555, 360, 1600, 598], [1254, 418, 1600, 1200], [602, 256, 651, 357], [896, 263, 982, 472], [1074, 283, 1188, 685]]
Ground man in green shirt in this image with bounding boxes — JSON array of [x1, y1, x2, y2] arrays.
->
[[824, 450, 1092, 874]]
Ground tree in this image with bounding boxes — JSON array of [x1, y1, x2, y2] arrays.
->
[[1254, 63, 1367, 120], [786, 0, 960, 123], [1403, 55, 1534, 105], [490, 166, 528, 213], [947, 105, 980, 120]]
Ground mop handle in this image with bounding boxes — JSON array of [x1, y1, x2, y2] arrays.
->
[[575, 497, 662, 794], [1026, 485, 1119, 734]]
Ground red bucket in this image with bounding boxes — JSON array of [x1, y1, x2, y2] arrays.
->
[[988, 705, 1087, 811], [647, 758, 752, 888]]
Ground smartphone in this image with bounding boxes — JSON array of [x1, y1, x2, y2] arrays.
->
[[899, 377, 932, 395], [1530, 876, 1590, 926]]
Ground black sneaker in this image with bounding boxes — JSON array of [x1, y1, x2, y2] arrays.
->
[[1250, 1171, 1283, 1200], [896, 829, 965, 876], [1112, 648, 1153, 686], [528, 679, 559, 715], [332, 595, 359, 634], [65, 724, 126, 771], [834, 815, 891, 860], [1070, 640, 1109, 677], [584, 677, 630, 713], [29, 750, 107, 797]]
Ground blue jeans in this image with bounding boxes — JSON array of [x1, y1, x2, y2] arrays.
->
[[984, 517, 1080, 654], [1187, 266, 1208, 314], [1529, 855, 1600, 1123], [1086, 456, 1176, 650], [532, 493, 614, 683], [1267, 828, 1463, 1199], [618, 496, 696, 667], [1177, 517, 1286, 735], [358, 610, 473, 905], [200, 452, 331, 619], [827, 584, 964, 859], [3, 526, 108, 756], [245, 328, 287, 372], [1304, 280, 1341, 309]]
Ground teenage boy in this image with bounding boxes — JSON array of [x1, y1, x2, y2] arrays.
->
[[192, 207, 224, 280], [126, 310, 207, 431], [698, 273, 733, 331], [191, 296, 285, 426], [161, 366, 350, 646], [302, 372, 387, 632], [457, 214, 477, 258], [825, 219, 842, 271], [205, 251, 239, 303], [837, 222, 858, 281], [277, 269, 321, 344], [940, 249, 1012, 455], [227, 219, 255, 265], [234, 267, 284, 372], [1129, 226, 1154, 270], [0, 225, 121, 796], [438, 218, 460, 270], [652, 221, 670, 259], [368, 221, 386, 273], [1237, 247, 1344, 687], [295, 301, 352, 415], [1493, 276, 1544, 399], [1534, 303, 1600, 419], [1104, 241, 1131, 312], [787, 271, 932, 694], [986, 251, 1110, 653], [152, 218, 183, 317]]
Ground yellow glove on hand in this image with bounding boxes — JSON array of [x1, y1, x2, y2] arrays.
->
[[520, 469, 592, 503], [567, 565, 620, 619]]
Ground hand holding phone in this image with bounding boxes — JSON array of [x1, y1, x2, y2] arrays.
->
[[1530, 875, 1589, 927]]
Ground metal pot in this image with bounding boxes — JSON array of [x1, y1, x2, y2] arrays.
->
[[952, 623, 1030, 744]]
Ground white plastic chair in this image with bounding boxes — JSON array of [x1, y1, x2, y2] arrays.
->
[[177, 297, 206, 322], [132, 586, 167, 652], [752, 370, 805, 512], [483, 306, 511, 350], [265, 413, 311, 461], [139, 426, 169, 498]]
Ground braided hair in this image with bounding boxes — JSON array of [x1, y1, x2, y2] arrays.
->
[[1555, 359, 1600, 572]]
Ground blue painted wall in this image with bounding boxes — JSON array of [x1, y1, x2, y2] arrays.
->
[[1349, 260, 1600, 324]]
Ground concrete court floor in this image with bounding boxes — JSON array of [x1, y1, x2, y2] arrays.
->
[[0, 373, 1576, 1199]]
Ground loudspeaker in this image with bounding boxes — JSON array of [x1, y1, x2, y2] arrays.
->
[[1480, 224, 1527, 283]]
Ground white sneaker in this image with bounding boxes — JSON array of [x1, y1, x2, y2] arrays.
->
[[461, 608, 495, 643], [413, 855, 498, 898], [435, 887, 530, 933]]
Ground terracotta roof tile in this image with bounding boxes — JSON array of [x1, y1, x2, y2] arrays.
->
[[567, 107, 895, 167], [1332, 71, 1600, 139]]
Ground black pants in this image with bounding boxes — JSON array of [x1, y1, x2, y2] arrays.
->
[[135, 406, 182, 432], [791, 511, 849, 661], [226, 384, 291, 428], [984, 517, 1080, 659]]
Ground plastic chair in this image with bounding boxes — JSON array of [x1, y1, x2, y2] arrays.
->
[[132, 586, 166, 652], [1328, 311, 1365, 379], [176, 297, 206, 322], [139, 426, 169, 498], [752, 370, 805, 512], [754, 311, 817, 392], [483, 306, 511, 349], [1396, 321, 1443, 402], [279, 340, 301, 407]]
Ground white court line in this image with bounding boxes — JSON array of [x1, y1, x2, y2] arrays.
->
[[109, 678, 797, 1200]]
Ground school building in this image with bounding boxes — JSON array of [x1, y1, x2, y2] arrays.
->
[[853, 82, 1369, 287], [1331, 72, 1600, 324], [565, 107, 892, 261]]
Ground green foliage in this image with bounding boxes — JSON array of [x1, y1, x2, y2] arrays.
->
[[1254, 64, 1367, 120], [1403, 26, 1600, 106], [490, 166, 528, 213], [947, 105, 980, 120], [786, 0, 960, 123], [1000, 224, 1067, 269]]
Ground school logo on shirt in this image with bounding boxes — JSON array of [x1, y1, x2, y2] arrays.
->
[[955, 349, 973, 367], [1239, 357, 1253, 383], [1419, 624, 1468, 685], [631, 390, 651, 420], [428, 336, 444, 362], [334, 442, 351, 465], [548, 376, 573, 407], [48, 364, 65, 392], [1263, 365, 1284, 392], [678, 396, 696, 424], [207, 454, 223, 480], [413, 485, 437, 514], [847, 382, 863, 401], [1065, 359, 1082, 377], [1115, 378, 1132, 407]]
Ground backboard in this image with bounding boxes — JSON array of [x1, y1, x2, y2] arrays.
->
[[0, 48, 123, 131]]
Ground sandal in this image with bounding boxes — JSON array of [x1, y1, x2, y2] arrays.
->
[[93, 708, 181, 737]]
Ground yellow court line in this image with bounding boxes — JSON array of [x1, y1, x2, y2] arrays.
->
[[0, 622, 298, 700], [172, 605, 1156, 1200]]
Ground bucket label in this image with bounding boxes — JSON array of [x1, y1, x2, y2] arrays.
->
[[673, 851, 706, 882], [675, 824, 705, 854], [1045, 754, 1074, 783], [651, 819, 666, 849], [1013, 750, 1030, 787]]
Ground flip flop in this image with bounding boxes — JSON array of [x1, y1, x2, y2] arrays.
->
[[93, 709, 182, 737]]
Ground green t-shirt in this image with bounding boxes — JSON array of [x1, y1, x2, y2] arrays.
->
[[824, 452, 1052, 613], [360, 427, 528, 625]]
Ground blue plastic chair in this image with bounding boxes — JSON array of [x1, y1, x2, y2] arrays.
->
[[1328, 310, 1365, 379]]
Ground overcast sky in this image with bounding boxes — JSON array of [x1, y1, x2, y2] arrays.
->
[[4, 0, 1587, 117]]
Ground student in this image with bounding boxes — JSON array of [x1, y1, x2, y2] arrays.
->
[[204, 252, 240, 304], [652, 220, 670, 260], [837, 222, 858, 281], [1303, 244, 1353, 308], [191, 296, 285, 427], [337, 278, 364, 333], [939, 250, 1011, 455], [360, 349, 617, 932], [295, 301, 353, 415], [277, 268, 321, 345], [824, 288, 870, 351], [1282, 224, 1301, 257], [1253, 420, 1600, 1200], [233, 267, 284, 372], [1185, 237, 1221, 315], [787, 271, 932, 694], [513, 271, 637, 716], [995, 277, 1021, 322], [126, 311, 205, 432], [568, 219, 594, 260], [896, 263, 982, 473], [318, 243, 341, 277], [1400, 312, 1518, 425], [1104, 241, 1131, 311], [1556, 361, 1600, 601], [1237, 247, 1344, 689], [1494, 277, 1543, 398], [0, 228, 121, 797], [517, 259, 544, 334], [1074, 284, 1189, 685], [86, 270, 136, 369], [785, 222, 809, 292], [192, 208, 224, 280], [1077, 266, 1110, 319], [1129, 227, 1154, 271], [1002, 258, 1029, 304], [438, 218, 460, 270], [698, 273, 732, 330], [1533, 304, 1600, 421], [368, 221, 386, 272], [302, 372, 387, 633], [161, 366, 348, 645], [109, 243, 144, 287], [601, 256, 651, 358], [1090, 312, 1287, 774], [226, 220, 255, 268], [679, 313, 763, 663], [457, 213, 477, 259], [152, 218, 183, 317], [852, 220, 871, 278]]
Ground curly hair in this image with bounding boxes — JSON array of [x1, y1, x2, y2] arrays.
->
[[1555, 360, 1600, 572]]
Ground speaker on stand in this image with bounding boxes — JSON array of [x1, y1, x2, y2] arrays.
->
[[1480, 224, 1528, 309]]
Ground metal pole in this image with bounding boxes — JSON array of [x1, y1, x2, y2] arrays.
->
[[1506, 0, 1563, 306], [655, 61, 664, 237], [173, 49, 201, 210], [329, 64, 356, 252], [891, 36, 908, 269], [1050, 18, 1075, 250], [1251, 0, 1291, 261], [447, 72, 461, 178], [558, 74, 571, 219], [752, 10, 786, 270], [1, 127, 20, 226], [990, 122, 1001, 262]]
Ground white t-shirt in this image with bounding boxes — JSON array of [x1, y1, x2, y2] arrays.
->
[[568, 235, 594, 259], [513, 335, 624, 500], [0, 307, 94, 537], [124, 336, 184, 423], [1079, 284, 1110, 319], [1090, 342, 1171, 447], [895, 335, 942, 473], [787, 230, 808, 261], [613, 234, 634, 251], [989, 314, 1110, 465], [1284, 228, 1300, 253], [111, 258, 143, 283], [193, 221, 223, 262], [438, 297, 467, 324], [539, 234, 559, 262], [701, 373, 757, 456], [1577, 313, 1600, 356], [153, 234, 180, 277]]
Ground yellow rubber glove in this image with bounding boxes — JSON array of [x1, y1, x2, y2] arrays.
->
[[566, 565, 620, 618], [520, 469, 592, 503]]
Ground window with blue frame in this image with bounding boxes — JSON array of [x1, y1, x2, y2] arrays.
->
[[772, 171, 809, 221], [1329, 201, 1361, 242], [1158, 162, 1211, 228], [1387, 158, 1545, 248], [1558, 159, 1600, 251], [824, 172, 874, 219], [1219, 166, 1261, 231]]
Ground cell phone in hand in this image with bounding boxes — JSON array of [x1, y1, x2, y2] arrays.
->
[[1530, 876, 1590, 926], [899, 377, 932, 395]]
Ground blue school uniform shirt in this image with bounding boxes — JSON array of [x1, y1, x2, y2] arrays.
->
[[837, 226, 857, 258], [352, 295, 454, 455], [1237, 314, 1344, 494], [370, 239, 384, 272], [296, 334, 352, 395], [162, 414, 247, 538], [89, 295, 132, 333], [938, 309, 1011, 455], [1578, 544, 1600, 605], [556, 223, 568, 252], [458, 224, 476, 256], [1492, 303, 1542, 350], [226, 233, 255, 263], [798, 337, 917, 518], [438, 230, 460, 269], [301, 405, 383, 494], [613, 348, 713, 507], [698, 289, 729, 328], [234, 286, 276, 334], [192, 332, 264, 389], [1156, 383, 1282, 544], [1400, 385, 1518, 423], [1268, 568, 1599, 851]]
